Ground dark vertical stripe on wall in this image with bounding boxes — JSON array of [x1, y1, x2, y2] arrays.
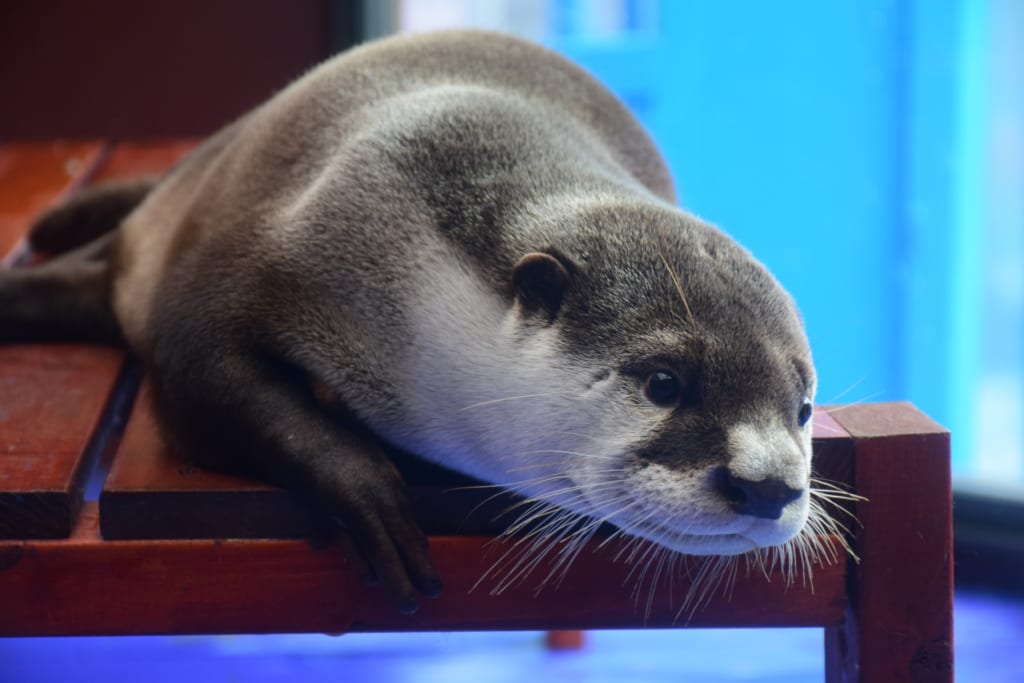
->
[[328, 0, 365, 52]]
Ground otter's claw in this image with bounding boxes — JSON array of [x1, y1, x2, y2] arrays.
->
[[320, 455, 443, 613]]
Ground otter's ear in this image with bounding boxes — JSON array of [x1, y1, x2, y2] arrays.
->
[[513, 251, 573, 318]]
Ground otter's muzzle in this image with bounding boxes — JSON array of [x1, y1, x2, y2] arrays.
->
[[713, 467, 803, 520]]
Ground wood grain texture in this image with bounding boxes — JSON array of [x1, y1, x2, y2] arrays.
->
[[0, 345, 124, 538], [0, 502, 847, 636], [92, 141, 196, 182], [103, 383, 565, 539], [824, 402, 953, 683], [811, 408, 854, 489], [101, 382, 316, 539], [103, 398, 856, 540], [0, 142, 114, 539], [0, 141, 192, 539], [0, 142, 106, 262]]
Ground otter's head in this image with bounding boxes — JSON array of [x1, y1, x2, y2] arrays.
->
[[504, 202, 816, 556]]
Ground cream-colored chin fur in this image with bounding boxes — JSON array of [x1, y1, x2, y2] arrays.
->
[[615, 490, 811, 555], [574, 459, 811, 556]]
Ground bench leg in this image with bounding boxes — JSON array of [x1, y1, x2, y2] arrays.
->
[[545, 630, 586, 650], [824, 404, 953, 682]]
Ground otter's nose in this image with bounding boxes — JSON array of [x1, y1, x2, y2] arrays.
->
[[713, 467, 802, 520]]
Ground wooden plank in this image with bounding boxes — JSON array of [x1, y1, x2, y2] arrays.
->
[[811, 408, 855, 487], [0, 142, 113, 539], [824, 402, 953, 683], [102, 382, 547, 539], [101, 382, 314, 539], [63, 140, 199, 502], [0, 142, 192, 539], [0, 142, 106, 262], [0, 502, 847, 636], [104, 395, 855, 540], [0, 345, 125, 538], [91, 140, 195, 182], [811, 408, 858, 527]]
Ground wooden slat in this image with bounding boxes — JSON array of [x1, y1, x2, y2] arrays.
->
[[810, 409, 858, 525], [0, 141, 107, 261], [811, 409, 854, 483], [824, 402, 953, 683], [0, 141, 112, 539], [91, 140, 195, 182], [101, 382, 314, 539], [0, 345, 124, 539], [0, 502, 847, 636], [102, 382, 547, 539], [0, 142, 192, 539], [103, 396, 855, 540]]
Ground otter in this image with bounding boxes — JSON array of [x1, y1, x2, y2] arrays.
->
[[0, 30, 821, 614]]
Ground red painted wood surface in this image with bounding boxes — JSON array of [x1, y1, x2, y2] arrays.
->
[[0, 141, 113, 538], [92, 141, 196, 182], [0, 142, 192, 539], [824, 402, 953, 683], [546, 630, 587, 650], [0, 502, 848, 636], [0, 345, 123, 539], [101, 382, 600, 539], [101, 382, 314, 540], [0, 142, 105, 262], [102, 395, 856, 538], [811, 409, 856, 501], [90, 394, 856, 638]]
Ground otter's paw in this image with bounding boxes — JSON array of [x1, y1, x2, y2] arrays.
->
[[323, 462, 443, 614]]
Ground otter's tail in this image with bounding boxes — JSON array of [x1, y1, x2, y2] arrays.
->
[[0, 180, 152, 343], [0, 232, 122, 343], [27, 177, 156, 254]]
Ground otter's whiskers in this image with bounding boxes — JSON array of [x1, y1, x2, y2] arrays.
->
[[465, 460, 862, 625]]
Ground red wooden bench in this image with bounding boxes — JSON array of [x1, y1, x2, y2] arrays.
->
[[0, 141, 953, 681]]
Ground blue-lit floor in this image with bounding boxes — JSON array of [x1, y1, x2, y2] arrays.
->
[[1, 589, 1021, 682]]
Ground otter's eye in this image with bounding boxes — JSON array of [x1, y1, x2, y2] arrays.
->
[[798, 398, 813, 427], [645, 371, 681, 406]]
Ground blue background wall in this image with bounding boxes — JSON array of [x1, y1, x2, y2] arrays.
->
[[546, 0, 976, 469]]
